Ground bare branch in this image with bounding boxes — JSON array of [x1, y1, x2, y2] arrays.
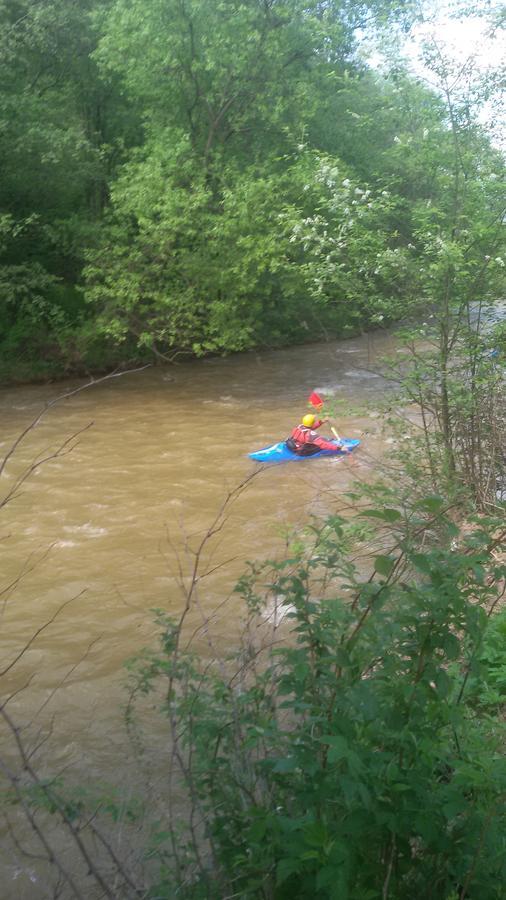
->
[[0, 364, 151, 480], [0, 590, 86, 678]]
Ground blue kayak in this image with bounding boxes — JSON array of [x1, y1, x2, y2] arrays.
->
[[249, 438, 360, 464]]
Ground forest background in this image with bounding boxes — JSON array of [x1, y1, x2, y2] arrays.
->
[[1, 0, 504, 383]]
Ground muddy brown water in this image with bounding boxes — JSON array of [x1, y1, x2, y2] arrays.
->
[[0, 332, 395, 893]]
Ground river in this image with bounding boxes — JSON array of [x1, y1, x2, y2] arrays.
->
[[0, 331, 395, 895]]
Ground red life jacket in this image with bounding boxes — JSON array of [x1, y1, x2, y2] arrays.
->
[[291, 424, 317, 445], [288, 423, 337, 454]]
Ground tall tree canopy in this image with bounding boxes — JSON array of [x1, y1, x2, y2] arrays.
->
[[0, 0, 503, 378]]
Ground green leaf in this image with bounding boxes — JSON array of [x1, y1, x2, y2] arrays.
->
[[334, 647, 352, 667], [272, 757, 298, 773], [411, 553, 433, 575], [374, 555, 396, 577], [415, 495, 446, 514], [276, 857, 301, 885], [320, 735, 351, 765], [359, 508, 402, 522]]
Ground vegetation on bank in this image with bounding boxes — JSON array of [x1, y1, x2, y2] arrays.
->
[[128, 511, 506, 900], [1, 0, 506, 896], [1, 266, 505, 897], [2, 393, 505, 898], [107, 300, 506, 897], [1, 0, 504, 381]]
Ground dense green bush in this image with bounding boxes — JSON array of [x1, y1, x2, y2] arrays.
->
[[124, 503, 506, 899], [1, 0, 503, 379]]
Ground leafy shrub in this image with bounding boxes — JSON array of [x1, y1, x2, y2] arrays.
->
[[467, 608, 506, 713], [125, 506, 506, 899]]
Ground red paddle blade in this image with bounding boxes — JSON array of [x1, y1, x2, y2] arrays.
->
[[308, 391, 324, 410]]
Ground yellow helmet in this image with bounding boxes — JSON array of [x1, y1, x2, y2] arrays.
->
[[302, 413, 316, 427]]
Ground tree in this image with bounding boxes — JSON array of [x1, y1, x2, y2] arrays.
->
[[292, 39, 506, 505], [0, 0, 137, 377], [84, 0, 419, 359]]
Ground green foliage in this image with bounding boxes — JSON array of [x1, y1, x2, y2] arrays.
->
[[351, 53, 506, 510], [0, 214, 63, 376], [84, 0, 397, 358], [0, 0, 504, 378], [84, 144, 380, 358], [0, 0, 137, 380], [284, 151, 408, 327], [83, 3, 505, 366], [123, 504, 506, 899], [2, 777, 142, 825], [467, 609, 506, 713]]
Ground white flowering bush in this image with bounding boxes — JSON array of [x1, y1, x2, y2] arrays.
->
[[283, 151, 414, 328]]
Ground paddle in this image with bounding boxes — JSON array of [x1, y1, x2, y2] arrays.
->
[[307, 390, 357, 461], [308, 390, 341, 441], [308, 391, 324, 410]]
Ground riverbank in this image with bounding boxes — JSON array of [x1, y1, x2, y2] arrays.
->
[[0, 319, 373, 388]]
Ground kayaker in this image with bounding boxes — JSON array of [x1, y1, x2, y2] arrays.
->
[[286, 414, 347, 457]]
